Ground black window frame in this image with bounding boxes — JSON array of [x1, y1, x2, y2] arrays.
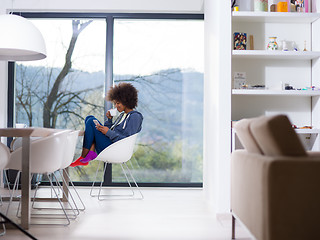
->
[[8, 12, 204, 188]]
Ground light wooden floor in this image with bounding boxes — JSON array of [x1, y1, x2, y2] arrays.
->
[[1, 187, 252, 240]]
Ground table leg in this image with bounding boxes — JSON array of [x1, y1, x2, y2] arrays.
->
[[21, 136, 31, 229], [62, 168, 69, 202]]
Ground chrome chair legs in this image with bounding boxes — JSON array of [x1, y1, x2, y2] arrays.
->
[[8, 172, 72, 226], [90, 161, 143, 200]]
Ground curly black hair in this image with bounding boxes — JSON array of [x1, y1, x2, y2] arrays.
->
[[107, 83, 138, 109]]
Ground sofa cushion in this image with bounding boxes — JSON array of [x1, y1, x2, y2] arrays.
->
[[250, 115, 307, 157], [234, 118, 263, 154]]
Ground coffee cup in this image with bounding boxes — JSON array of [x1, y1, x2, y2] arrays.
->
[[15, 123, 27, 128], [109, 108, 118, 117]]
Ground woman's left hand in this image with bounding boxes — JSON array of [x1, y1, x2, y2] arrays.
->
[[96, 124, 109, 135]]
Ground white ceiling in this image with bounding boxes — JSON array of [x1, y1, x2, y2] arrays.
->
[[2, 0, 204, 14]]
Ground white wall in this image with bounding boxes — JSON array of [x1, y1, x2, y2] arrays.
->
[[204, 0, 232, 213], [312, 18, 320, 129], [0, 62, 8, 129], [0, 6, 7, 129]]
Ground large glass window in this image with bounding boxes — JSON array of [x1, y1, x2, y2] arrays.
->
[[15, 19, 106, 182], [12, 14, 203, 186], [113, 19, 204, 183]]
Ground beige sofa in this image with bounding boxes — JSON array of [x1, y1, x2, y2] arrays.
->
[[231, 115, 320, 240]]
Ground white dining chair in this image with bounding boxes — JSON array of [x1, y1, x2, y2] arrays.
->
[[10, 137, 40, 152], [10, 136, 43, 197], [59, 130, 85, 211], [6, 130, 73, 225], [0, 142, 11, 236], [0, 142, 10, 199], [0, 143, 10, 170], [10, 132, 59, 198], [90, 133, 143, 200], [32, 130, 84, 214], [11, 130, 82, 218]]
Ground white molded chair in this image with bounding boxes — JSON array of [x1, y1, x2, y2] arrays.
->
[[0, 143, 10, 170], [10, 137, 41, 152], [31, 130, 84, 215], [0, 143, 10, 197], [6, 130, 73, 225], [90, 133, 143, 200], [0, 142, 11, 236], [10, 136, 44, 194], [60, 130, 85, 210], [0, 143, 11, 198]]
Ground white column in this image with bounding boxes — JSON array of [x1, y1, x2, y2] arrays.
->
[[203, 0, 231, 213], [312, 18, 320, 129], [0, 6, 8, 131], [0, 62, 8, 130]]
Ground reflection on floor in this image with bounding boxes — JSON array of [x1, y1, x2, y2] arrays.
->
[[1, 187, 252, 240]]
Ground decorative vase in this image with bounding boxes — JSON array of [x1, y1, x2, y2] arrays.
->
[[277, 1, 288, 12], [267, 37, 278, 50], [268, 0, 277, 12], [238, 0, 253, 11], [254, 0, 268, 11], [282, 40, 288, 51]]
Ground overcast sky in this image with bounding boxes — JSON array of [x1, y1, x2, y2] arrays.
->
[[21, 19, 204, 76]]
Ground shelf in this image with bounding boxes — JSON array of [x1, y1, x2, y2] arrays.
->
[[232, 50, 320, 60], [295, 129, 320, 134], [232, 11, 320, 23], [232, 89, 320, 96]]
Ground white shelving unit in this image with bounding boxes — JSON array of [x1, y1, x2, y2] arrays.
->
[[232, 11, 320, 151]]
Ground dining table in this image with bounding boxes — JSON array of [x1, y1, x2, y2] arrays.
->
[[0, 127, 57, 229]]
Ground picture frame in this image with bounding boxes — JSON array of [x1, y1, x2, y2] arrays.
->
[[234, 32, 247, 50], [292, 0, 309, 12]]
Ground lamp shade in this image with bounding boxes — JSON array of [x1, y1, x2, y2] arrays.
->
[[0, 14, 46, 61]]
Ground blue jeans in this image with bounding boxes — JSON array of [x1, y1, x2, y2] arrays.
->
[[83, 115, 112, 154]]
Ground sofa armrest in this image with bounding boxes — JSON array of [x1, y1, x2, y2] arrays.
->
[[306, 151, 320, 157], [231, 150, 320, 240], [231, 150, 272, 240]]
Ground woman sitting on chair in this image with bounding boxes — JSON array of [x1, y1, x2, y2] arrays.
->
[[70, 83, 143, 167]]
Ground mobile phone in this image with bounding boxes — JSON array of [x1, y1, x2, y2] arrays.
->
[[93, 120, 99, 126]]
